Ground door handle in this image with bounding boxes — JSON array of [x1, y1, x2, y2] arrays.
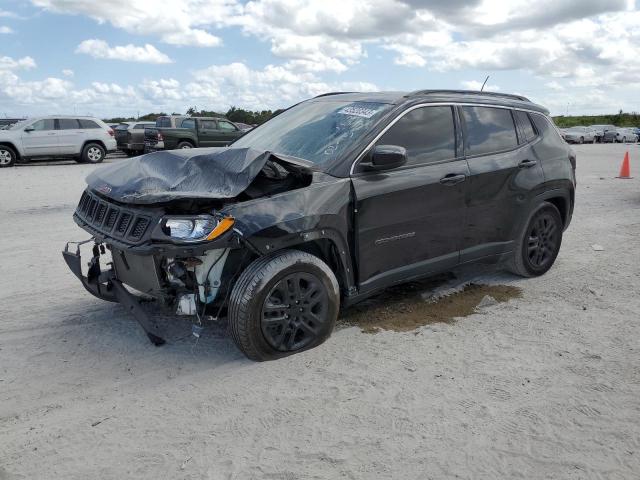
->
[[439, 173, 466, 185], [519, 159, 537, 168]]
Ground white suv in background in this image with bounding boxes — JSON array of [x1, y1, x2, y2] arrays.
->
[[0, 116, 117, 168]]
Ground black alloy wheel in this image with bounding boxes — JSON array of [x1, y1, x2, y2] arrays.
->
[[508, 202, 563, 277], [261, 271, 330, 352], [526, 212, 559, 270], [228, 249, 340, 361]]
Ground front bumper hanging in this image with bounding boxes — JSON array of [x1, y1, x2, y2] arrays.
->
[[62, 240, 166, 346]]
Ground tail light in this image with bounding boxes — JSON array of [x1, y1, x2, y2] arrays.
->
[[108, 128, 115, 137]]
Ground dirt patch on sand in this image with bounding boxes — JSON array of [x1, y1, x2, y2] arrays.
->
[[341, 282, 522, 333]]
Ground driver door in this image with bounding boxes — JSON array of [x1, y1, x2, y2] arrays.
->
[[351, 105, 469, 293], [21, 119, 59, 157]]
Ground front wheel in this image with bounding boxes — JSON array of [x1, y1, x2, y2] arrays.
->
[[177, 141, 194, 149], [82, 143, 105, 164], [508, 202, 563, 278], [228, 250, 340, 361], [0, 146, 16, 167]]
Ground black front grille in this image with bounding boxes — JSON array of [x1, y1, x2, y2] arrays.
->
[[105, 208, 119, 229], [116, 213, 132, 235], [74, 190, 154, 244], [95, 203, 107, 224], [130, 217, 149, 238]]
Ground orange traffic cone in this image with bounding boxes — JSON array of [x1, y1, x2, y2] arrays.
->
[[617, 151, 633, 179]]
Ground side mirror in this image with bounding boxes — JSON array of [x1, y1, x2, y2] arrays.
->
[[24, 126, 34, 132], [370, 145, 407, 171]]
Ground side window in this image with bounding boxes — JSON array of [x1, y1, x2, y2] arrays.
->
[[375, 106, 456, 166], [156, 117, 170, 128], [133, 124, 147, 129], [78, 119, 100, 129], [58, 118, 80, 130], [181, 118, 196, 129], [514, 111, 537, 142], [199, 120, 216, 130], [462, 106, 518, 156], [30, 119, 55, 131], [217, 120, 238, 131]]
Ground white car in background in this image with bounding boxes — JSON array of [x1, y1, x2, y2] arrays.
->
[[562, 126, 597, 144], [0, 116, 116, 168]]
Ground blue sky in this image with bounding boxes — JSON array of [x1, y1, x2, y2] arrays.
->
[[0, 0, 639, 118]]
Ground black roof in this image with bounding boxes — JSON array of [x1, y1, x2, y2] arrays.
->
[[313, 90, 548, 114]]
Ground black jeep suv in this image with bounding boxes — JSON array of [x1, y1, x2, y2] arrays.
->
[[64, 90, 576, 361]]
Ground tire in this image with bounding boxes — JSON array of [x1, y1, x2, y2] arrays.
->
[[579, 137, 584, 144], [228, 249, 340, 361], [82, 143, 105, 164], [177, 141, 194, 149], [508, 202, 563, 278], [0, 145, 17, 167], [622, 137, 626, 144]]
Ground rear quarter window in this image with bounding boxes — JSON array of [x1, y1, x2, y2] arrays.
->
[[462, 106, 518, 156], [156, 117, 171, 128], [514, 111, 537, 142], [78, 119, 100, 129]]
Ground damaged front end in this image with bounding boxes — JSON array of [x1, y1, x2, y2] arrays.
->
[[63, 147, 317, 345]]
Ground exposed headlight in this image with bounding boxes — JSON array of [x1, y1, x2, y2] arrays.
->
[[163, 216, 235, 242]]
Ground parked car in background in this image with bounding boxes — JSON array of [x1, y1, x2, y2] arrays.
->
[[590, 124, 616, 143], [562, 126, 597, 144], [144, 116, 244, 151], [0, 116, 116, 167], [602, 128, 638, 143], [114, 121, 155, 156], [0, 118, 25, 130], [65, 90, 575, 360]]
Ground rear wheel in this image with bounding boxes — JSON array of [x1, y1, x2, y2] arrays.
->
[[0, 146, 16, 167], [228, 250, 340, 361], [177, 141, 194, 149], [82, 143, 105, 164], [508, 202, 563, 278]]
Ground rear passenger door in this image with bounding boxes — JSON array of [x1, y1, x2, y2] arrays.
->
[[57, 118, 83, 155], [459, 106, 545, 261], [351, 105, 469, 292]]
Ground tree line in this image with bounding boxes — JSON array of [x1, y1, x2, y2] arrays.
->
[[104, 106, 284, 125], [553, 110, 640, 128]]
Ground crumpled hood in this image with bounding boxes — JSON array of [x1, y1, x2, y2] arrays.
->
[[86, 147, 272, 204]]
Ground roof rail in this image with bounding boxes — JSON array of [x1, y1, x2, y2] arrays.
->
[[408, 89, 531, 102], [313, 91, 356, 98]]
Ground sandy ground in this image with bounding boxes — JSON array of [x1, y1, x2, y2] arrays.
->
[[1, 145, 639, 479]]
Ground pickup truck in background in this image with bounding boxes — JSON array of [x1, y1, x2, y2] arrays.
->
[[144, 116, 244, 151], [115, 121, 155, 156]]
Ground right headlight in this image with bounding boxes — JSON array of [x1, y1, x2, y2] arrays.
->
[[162, 215, 235, 242]]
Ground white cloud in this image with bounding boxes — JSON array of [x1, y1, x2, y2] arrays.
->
[[460, 80, 501, 91], [0, 56, 36, 70], [62, 69, 74, 77], [76, 39, 173, 64], [0, 26, 13, 34], [32, 0, 228, 47]]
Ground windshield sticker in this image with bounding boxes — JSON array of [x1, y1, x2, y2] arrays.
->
[[337, 105, 383, 118]]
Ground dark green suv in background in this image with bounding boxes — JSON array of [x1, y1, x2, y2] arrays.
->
[[144, 116, 244, 151]]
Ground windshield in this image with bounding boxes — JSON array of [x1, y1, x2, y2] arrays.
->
[[232, 100, 392, 166]]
